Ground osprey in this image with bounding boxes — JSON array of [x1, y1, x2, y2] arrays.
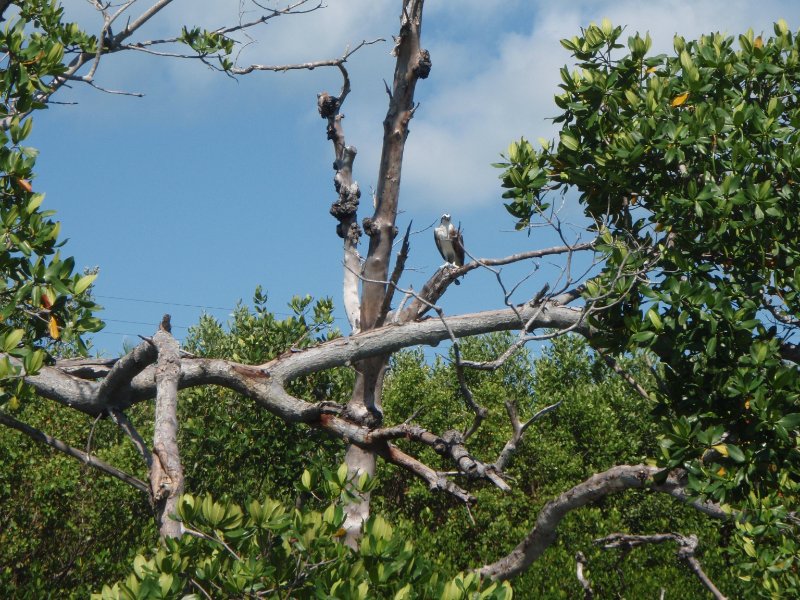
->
[[434, 213, 465, 268]]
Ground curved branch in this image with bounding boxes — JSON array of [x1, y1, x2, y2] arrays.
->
[[478, 465, 726, 581], [21, 302, 588, 414]]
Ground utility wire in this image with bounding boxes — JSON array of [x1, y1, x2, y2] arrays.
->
[[95, 294, 347, 321], [95, 294, 234, 312], [104, 318, 189, 329]]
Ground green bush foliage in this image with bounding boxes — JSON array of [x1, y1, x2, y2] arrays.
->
[[96, 466, 512, 600], [376, 334, 738, 598], [495, 20, 800, 595]]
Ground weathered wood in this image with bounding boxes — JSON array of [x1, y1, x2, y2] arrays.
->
[[150, 324, 184, 539]]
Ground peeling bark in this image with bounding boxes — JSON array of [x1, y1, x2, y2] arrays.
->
[[20, 302, 587, 416]]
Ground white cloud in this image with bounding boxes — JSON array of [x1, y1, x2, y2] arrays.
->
[[392, 0, 800, 212], [54, 0, 800, 206]]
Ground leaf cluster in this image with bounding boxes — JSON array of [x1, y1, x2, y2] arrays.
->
[[0, 2, 103, 407], [96, 466, 512, 600], [495, 20, 800, 594]]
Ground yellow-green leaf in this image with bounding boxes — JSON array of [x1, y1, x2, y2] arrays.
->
[[74, 273, 97, 295], [4, 328, 24, 352], [26, 193, 45, 213], [560, 132, 580, 151]]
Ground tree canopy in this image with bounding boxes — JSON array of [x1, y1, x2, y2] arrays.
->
[[0, 2, 798, 598]]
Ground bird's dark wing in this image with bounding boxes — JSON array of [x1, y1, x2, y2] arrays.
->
[[434, 226, 447, 262], [452, 228, 465, 267]]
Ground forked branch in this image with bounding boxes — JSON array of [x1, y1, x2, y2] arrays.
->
[[479, 465, 726, 580], [595, 533, 728, 600]]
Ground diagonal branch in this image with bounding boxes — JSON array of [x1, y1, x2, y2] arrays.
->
[[97, 339, 157, 404], [375, 221, 412, 328], [0, 411, 148, 494], [478, 465, 727, 581], [108, 408, 153, 468], [494, 399, 562, 471], [402, 241, 595, 322], [595, 533, 728, 600]]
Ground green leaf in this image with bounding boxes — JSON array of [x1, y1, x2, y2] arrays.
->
[[777, 413, 800, 430], [560, 132, 580, 151], [3, 329, 25, 352], [73, 273, 97, 295], [726, 444, 746, 463]]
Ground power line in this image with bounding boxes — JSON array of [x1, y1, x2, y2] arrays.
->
[[92, 330, 183, 340], [95, 295, 234, 312], [95, 294, 347, 321], [104, 318, 189, 330]]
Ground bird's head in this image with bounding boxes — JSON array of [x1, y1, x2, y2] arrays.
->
[[440, 213, 451, 223]]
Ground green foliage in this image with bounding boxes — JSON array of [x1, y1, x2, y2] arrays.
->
[[0, 398, 156, 597], [496, 20, 800, 595], [377, 335, 737, 598], [96, 467, 512, 600], [0, 1, 103, 405], [0, 290, 349, 597], [178, 26, 235, 71], [180, 288, 350, 500]]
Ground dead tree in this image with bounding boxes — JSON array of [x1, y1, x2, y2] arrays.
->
[[0, 1, 729, 594]]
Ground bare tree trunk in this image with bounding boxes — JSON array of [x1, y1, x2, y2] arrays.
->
[[150, 321, 184, 539], [340, 0, 428, 543], [342, 359, 387, 545]]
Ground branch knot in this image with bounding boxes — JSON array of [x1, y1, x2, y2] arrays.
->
[[317, 91, 340, 118], [413, 48, 431, 79]]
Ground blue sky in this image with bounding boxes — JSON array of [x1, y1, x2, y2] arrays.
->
[[28, 0, 800, 354]]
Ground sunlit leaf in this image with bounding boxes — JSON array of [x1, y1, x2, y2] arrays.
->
[[670, 92, 689, 107], [48, 315, 60, 339]]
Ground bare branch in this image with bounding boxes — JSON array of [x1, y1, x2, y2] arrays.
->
[[97, 339, 157, 404], [403, 241, 595, 322], [360, 0, 427, 331], [0, 411, 148, 494], [479, 465, 726, 580], [150, 320, 184, 539], [108, 408, 153, 468], [115, 0, 174, 41], [575, 552, 594, 599], [124, 0, 325, 48], [232, 39, 383, 75], [375, 221, 412, 328], [319, 60, 364, 333], [598, 351, 652, 402], [378, 443, 475, 505], [21, 302, 589, 416], [595, 533, 728, 600], [494, 400, 562, 471]]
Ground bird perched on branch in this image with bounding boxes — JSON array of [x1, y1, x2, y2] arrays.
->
[[434, 213, 465, 268]]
